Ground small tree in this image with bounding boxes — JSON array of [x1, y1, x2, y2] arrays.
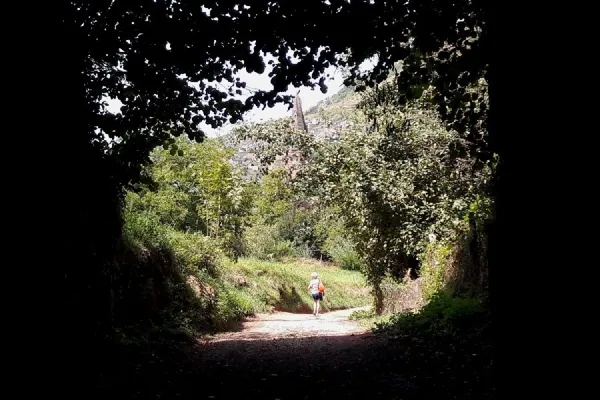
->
[[127, 137, 255, 260], [302, 81, 491, 313]]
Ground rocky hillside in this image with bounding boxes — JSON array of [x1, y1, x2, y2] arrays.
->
[[220, 85, 361, 179], [304, 85, 360, 142]]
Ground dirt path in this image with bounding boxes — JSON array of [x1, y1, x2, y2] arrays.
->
[[178, 307, 416, 399], [100, 308, 491, 399], [206, 306, 371, 342]]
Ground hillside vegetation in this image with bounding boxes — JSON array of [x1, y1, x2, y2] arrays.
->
[[59, 3, 496, 397], [223, 258, 370, 314], [112, 69, 492, 355], [84, 61, 494, 400], [121, 205, 369, 337]]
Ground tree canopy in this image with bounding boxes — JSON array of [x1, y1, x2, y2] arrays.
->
[[65, 0, 489, 187], [55, 0, 494, 368], [235, 77, 492, 312]]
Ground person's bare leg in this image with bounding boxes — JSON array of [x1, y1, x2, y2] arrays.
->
[[316, 300, 320, 316], [313, 300, 317, 315]]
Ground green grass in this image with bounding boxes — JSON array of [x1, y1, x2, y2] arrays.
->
[[222, 257, 371, 314]]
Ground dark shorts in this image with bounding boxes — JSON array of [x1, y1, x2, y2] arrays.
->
[[312, 293, 323, 301]]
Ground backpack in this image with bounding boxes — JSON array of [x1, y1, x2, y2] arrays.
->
[[318, 280, 325, 293]]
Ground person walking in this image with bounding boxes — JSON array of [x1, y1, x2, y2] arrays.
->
[[308, 272, 324, 316]]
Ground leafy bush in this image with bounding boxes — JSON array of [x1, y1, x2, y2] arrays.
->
[[324, 235, 363, 270], [166, 230, 223, 277], [121, 206, 251, 336], [276, 207, 325, 258], [115, 211, 212, 336], [371, 292, 493, 398], [243, 223, 295, 260], [122, 209, 170, 251], [272, 240, 295, 259], [419, 242, 454, 301], [374, 292, 486, 337], [213, 289, 255, 330], [348, 308, 376, 320], [318, 215, 363, 270]]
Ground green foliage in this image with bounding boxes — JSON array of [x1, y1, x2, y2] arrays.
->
[[252, 169, 294, 224], [122, 207, 342, 335], [127, 137, 255, 260], [166, 230, 223, 277], [60, 3, 493, 380], [213, 290, 256, 331], [271, 240, 296, 259], [347, 308, 393, 330], [348, 308, 376, 321], [224, 258, 371, 313], [323, 235, 363, 271], [298, 80, 491, 293], [117, 210, 219, 336], [372, 293, 493, 398], [242, 223, 295, 261], [234, 79, 491, 297], [317, 214, 363, 270], [121, 202, 266, 336], [465, 195, 494, 223], [69, 0, 488, 191], [231, 119, 316, 174], [116, 50, 493, 340], [122, 208, 170, 252], [276, 206, 324, 257], [229, 167, 326, 260], [420, 242, 454, 301], [418, 196, 492, 300], [374, 292, 485, 336]]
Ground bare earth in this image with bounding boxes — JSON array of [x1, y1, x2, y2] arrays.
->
[[205, 306, 371, 342], [183, 307, 415, 399], [103, 307, 420, 399], [98, 305, 493, 399], [98, 306, 492, 399]]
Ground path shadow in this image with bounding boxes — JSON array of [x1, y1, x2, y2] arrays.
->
[[274, 286, 312, 313], [95, 331, 493, 400]]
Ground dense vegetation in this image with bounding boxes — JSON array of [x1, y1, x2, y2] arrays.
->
[[115, 65, 492, 335], [106, 75, 494, 396], [54, 1, 497, 397], [233, 76, 491, 302], [121, 137, 372, 336]]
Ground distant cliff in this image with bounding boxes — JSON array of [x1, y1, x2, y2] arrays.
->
[[221, 85, 360, 179]]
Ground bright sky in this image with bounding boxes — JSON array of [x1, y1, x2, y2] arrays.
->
[[205, 65, 347, 137], [105, 53, 375, 138]]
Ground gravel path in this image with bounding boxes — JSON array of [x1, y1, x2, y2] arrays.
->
[[183, 307, 415, 399], [205, 306, 371, 342], [99, 307, 491, 399]]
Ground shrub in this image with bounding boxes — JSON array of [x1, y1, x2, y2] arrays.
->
[[371, 292, 493, 398], [323, 235, 363, 270], [243, 223, 295, 260], [374, 292, 486, 337], [122, 210, 170, 251], [166, 230, 223, 277], [419, 242, 454, 301], [272, 240, 295, 259], [348, 308, 376, 320], [213, 289, 255, 330]]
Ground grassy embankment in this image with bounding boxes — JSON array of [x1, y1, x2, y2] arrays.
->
[[222, 257, 371, 315]]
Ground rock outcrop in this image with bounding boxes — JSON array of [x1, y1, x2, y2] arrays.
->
[[224, 87, 359, 179]]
